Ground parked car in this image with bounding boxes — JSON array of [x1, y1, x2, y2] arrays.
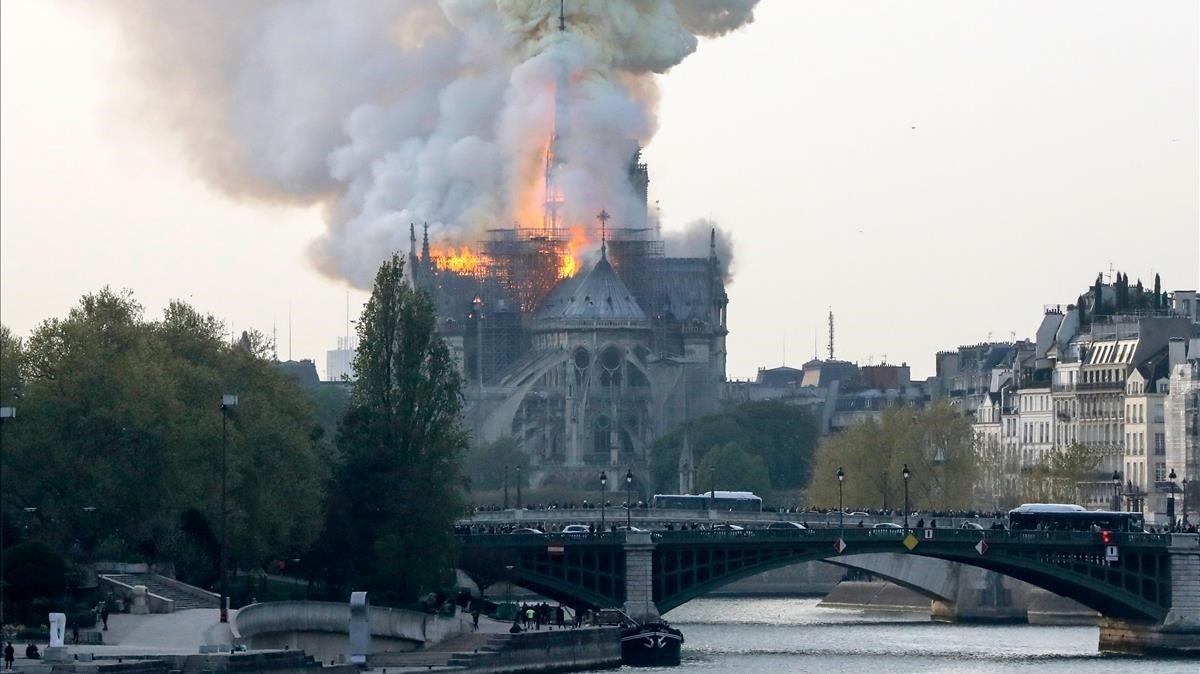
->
[[960, 522, 984, 530], [872, 522, 902, 529], [562, 524, 591, 534], [767, 521, 807, 530], [712, 523, 745, 531], [509, 527, 543, 534], [848, 511, 870, 517], [615, 525, 646, 532]]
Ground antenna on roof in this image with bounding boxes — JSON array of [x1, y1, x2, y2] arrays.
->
[[559, 0, 566, 31], [827, 309, 835, 361]]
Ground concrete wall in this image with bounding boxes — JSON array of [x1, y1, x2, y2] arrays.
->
[[233, 601, 469, 663], [469, 628, 622, 673]]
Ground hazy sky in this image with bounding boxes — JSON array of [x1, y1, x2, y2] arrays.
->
[[2, 0, 1197, 380]]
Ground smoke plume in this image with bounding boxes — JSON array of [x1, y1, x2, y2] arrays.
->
[[663, 218, 736, 283], [100, 1, 758, 287]]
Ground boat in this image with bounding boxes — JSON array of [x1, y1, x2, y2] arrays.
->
[[619, 620, 684, 667]]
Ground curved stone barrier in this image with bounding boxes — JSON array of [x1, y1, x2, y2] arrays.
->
[[233, 600, 467, 662]]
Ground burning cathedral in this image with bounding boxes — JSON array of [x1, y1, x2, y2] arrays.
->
[[407, 147, 728, 488]]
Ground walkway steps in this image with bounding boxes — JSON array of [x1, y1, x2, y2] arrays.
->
[[369, 633, 507, 669], [101, 573, 220, 610]]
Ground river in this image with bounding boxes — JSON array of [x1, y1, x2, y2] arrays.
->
[[586, 597, 1196, 672]]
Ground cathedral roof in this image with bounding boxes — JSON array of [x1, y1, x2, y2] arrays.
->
[[534, 251, 648, 328]]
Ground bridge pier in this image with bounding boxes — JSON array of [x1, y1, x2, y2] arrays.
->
[[1099, 536, 1200, 656], [930, 564, 1024, 623], [623, 531, 661, 623]]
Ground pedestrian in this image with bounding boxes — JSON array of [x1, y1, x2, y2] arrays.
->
[[4, 642, 14, 670], [917, 518, 925, 528], [101, 603, 110, 631], [525, 607, 536, 630], [555, 605, 565, 627], [471, 608, 480, 631]]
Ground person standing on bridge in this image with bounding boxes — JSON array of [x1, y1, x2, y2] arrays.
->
[[4, 642, 14, 669]]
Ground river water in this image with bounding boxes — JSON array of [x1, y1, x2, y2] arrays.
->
[[586, 597, 1196, 673]]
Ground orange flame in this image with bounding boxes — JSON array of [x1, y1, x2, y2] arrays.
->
[[431, 246, 482, 274]]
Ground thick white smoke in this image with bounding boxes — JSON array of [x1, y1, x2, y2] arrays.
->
[[101, 0, 757, 287], [663, 218, 736, 283]]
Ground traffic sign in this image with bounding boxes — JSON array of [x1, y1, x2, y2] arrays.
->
[[903, 533, 919, 550], [547, 544, 565, 555], [923, 529, 934, 540], [833, 538, 847, 554], [975, 539, 988, 556], [1105, 545, 1119, 562]]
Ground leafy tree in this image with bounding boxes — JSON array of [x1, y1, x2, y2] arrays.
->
[[807, 402, 978, 511], [696, 444, 770, 498], [1, 290, 331, 587], [466, 437, 529, 491], [2, 541, 65, 615], [1154, 273, 1162, 308], [650, 400, 818, 494], [317, 253, 468, 603]]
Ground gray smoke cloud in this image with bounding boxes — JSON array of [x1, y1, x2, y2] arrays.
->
[[663, 218, 736, 283], [99, 0, 758, 287]]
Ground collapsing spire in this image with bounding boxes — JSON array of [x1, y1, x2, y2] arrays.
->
[[543, 2, 569, 230]]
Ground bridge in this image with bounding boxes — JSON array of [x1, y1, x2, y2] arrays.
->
[[458, 528, 1200, 655]]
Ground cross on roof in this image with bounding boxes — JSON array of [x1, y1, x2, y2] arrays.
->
[[597, 209, 610, 257]]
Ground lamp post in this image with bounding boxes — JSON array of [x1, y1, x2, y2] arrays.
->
[[503, 465, 509, 510], [0, 405, 14, 626], [516, 465, 522, 509], [599, 471, 607, 531], [902, 464, 911, 532], [625, 469, 634, 529], [1111, 470, 1121, 512], [1167, 468, 1177, 532], [1183, 477, 1190, 526], [837, 467, 845, 532], [219, 393, 238, 624]]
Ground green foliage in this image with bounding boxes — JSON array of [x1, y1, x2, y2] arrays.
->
[[314, 253, 468, 604], [466, 437, 529, 491], [696, 444, 770, 498], [0, 290, 332, 586], [649, 400, 818, 494], [1018, 443, 1103, 503], [2, 541, 65, 614], [807, 401, 979, 511]]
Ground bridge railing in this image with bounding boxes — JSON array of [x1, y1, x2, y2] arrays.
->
[[458, 529, 1173, 548]]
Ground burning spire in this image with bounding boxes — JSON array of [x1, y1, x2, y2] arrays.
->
[[542, 0, 570, 232]]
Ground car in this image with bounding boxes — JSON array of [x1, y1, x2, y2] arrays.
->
[[848, 511, 870, 517], [767, 521, 807, 530], [960, 521, 984, 530], [711, 523, 744, 531], [562, 524, 591, 534], [615, 525, 646, 532], [872, 522, 902, 529], [509, 527, 543, 534]]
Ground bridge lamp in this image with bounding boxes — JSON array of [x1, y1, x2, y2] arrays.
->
[[902, 464, 911, 532], [599, 471, 608, 530], [1112, 471, 1121, 512], [1168, 468, 1177, 532], [219, 393, 238, 624], [837, 467, 845, 532], [1182, 476, 1190, 526], [625, 469, 634, 529]]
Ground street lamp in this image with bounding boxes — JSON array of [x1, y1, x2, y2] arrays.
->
[[516, 465, 522, 509], [219, 393, 238, 624], [599, 471, 607, 531], [0, 405, 14, 626], [902, 464, 911, 532], [837, 467, 845, 532], [625, 469, 634, 529], [503, 465, 509, 510], [1167, 468, 1177, 532], [1183, 477, 1190, 526], [1111, 471, 1121, 512]]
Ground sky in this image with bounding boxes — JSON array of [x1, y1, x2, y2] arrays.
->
[[2, 0, 1197, 381]]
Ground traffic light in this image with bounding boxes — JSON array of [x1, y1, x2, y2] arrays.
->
[[1100, 529, 1113, 545]]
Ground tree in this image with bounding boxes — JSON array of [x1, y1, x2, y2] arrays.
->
[[466, 437, 529, 491], [1154, 273, 1162, 309], [696, 444, 770, 498], [318, 253, 468, 603], [649, 401, 818, 494], [807, 402, 979, 511], [2, 290, 331, 585]]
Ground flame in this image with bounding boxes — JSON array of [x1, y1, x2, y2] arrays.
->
[[431, 246, 482, 274], [558, 226, 588, 279]]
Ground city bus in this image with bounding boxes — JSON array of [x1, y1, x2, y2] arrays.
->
[[1007, 503, 1145, 533], [651, 491, 763, 512]]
